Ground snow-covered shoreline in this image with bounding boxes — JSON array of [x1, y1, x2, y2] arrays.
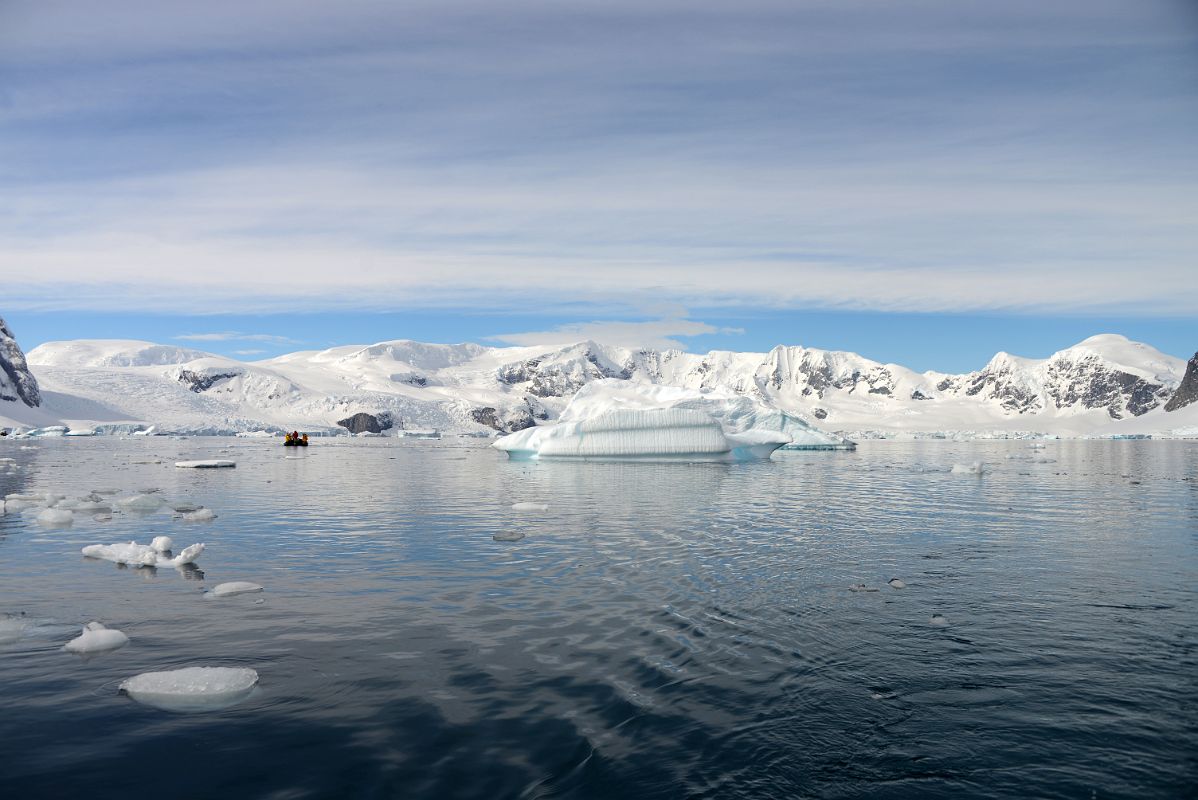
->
[[2, 333, 1195, 441]]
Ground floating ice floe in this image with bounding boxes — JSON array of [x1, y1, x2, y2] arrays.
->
[[151, 536, 173, 553], [36, 508, 74, 528], [950, 462, 985, 475], [848, 583, 878, 592], [175, 460, 236, 469], [888, 578, 906, 589], [930, 614, 949, 627], [493, 380, 853, 461], [205, 582, 263, 598], [119, 666, 258, 711], [65, 428, 97, 437], [82, 541, 204, 568], [64, 621, 129, 654], [0, 616, 25, 644], [172, 503, 202, 513], [118, 494, 164, 512], [181, 508, 216, 522], [493, 531, 526, 542], [511, 502, 549, 512]]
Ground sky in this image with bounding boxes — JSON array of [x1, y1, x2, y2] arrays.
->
[[1, 0, 1195, 372]]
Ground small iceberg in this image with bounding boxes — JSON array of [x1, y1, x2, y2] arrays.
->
[[151, 536, 173, 553], [950, 462, 985, 475], [205, 581, 263, 598], [888, 578, 906, 589], [175, 460, 236, 469], [118, 494, 165, 512], [64, 622, 129, 654], [848, 583, 878, 592], [82, 541, 204, 568], [493, 381, 799, 461], [930, 614, 950, 627], [493, 531, 526, 542], [0, 616, 26, 645], [511, 502, 549, 512], [181, 508, 216, 522], [119, 666, 258, 711], [36, 508, 75, 528]]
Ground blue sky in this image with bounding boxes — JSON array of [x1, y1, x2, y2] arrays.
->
[[1, 1, 1195, 371]]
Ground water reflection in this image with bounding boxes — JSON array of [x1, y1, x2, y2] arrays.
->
[[0, 437, 1194, 798]]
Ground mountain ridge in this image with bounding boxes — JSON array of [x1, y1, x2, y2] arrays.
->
[[6, 332, 1193, 438]]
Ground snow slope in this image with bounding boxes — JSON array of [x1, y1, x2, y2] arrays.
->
[[15, 333, 1192, 438]]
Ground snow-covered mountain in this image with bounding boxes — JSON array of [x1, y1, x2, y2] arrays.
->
[[0, 317, 41, 409], [6, 332, 1193, 438]]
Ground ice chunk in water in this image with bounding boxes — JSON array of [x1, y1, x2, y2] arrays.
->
[[206, 581, 263, 598], [172, 503, 202, 513], [930, 614, 949, 627], [511, 502, 549, 512], [151, 536, 173, 553], [493, 531, 526, 542], [118, 494, 164, 512], [119, 666, 258, 711], [63, 622, 129, 654], [494, 407, 789, 461], [182, 508, 217, 522], [174, 460, 236, 469], [36, 508, 74, 528], [82, 541, 204, 568], [950, 462, 985, 475], [888, 578, 906, 589], [848, 583, 878, 592], [0, 616, 25, 644]]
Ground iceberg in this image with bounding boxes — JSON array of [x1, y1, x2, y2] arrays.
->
[[181, 508, 216, 522], [36, 508, 74, 527], [119, 666, 258, 711], [493, 381, 794, 461], [175, 460, 236, 469], [63, 622, 129, 654], [82, 541, 204, 568], [205, 581, 263, 598]]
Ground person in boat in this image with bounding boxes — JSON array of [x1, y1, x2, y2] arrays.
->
[[302, 433, 308, 445]]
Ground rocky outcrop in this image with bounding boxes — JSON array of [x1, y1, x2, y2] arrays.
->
[[1164, 352, 1198, 412], [0, 317, 41, 407], [177, 369, 242, 393], [336, 412, 393, 434]]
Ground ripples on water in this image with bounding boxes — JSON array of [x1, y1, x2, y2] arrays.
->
[[0, 438, 1194, 798]]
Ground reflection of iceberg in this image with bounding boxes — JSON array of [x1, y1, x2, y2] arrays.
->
[[493, 381, 803, 461]]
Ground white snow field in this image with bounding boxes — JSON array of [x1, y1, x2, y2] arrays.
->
[[4, 332, 1188, 439], [63, 622, 129, 654], [81, 541, 205, 568], [119, 666, 258, 711]]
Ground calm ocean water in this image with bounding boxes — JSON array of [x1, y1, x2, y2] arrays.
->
[[0, 437, 1194, 799]]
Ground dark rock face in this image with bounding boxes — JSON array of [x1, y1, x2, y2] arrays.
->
[[0, 317, 41, 407], [177, 369, 241, 393], [1164, 352, 1198, 412], [470, 404, 537, 433], [336, 412, 393, 434], [812, 408, 828, 420], [1043, 354, 1170, 418]]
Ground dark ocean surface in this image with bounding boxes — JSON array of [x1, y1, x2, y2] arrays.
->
[[0, 437, 1194, 799]]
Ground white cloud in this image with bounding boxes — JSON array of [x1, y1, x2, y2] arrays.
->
[[2, 1, 1194, 317], [492, 317, 744, 350], [175, 332, 299, 344]]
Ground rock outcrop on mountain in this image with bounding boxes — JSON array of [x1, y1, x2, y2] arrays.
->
[[19, 333, 1188, 436], [0, 317, 41, 408], [1164, 353, 1198, 412], [337, 412, 393, 434]]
